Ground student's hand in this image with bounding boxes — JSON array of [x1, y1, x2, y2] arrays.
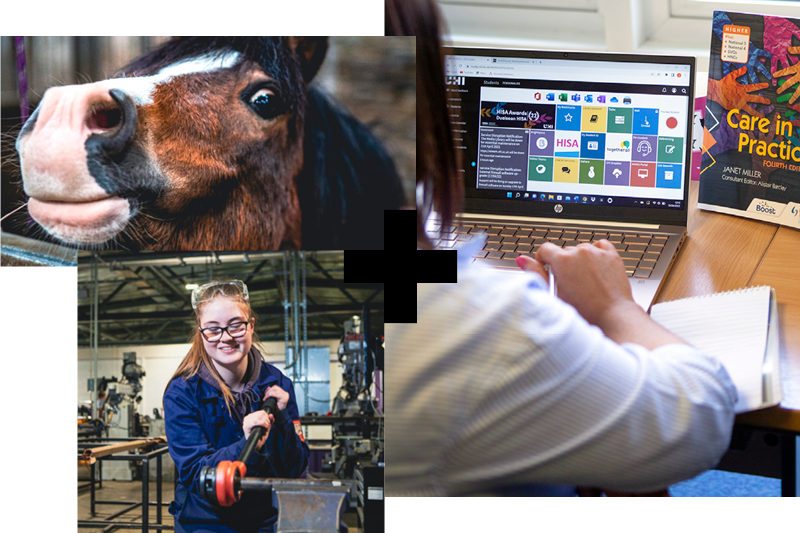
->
[[264, 385, 290, 411], [514, 255, 549, 286], [519, 240, 687, 350], [243, 411, 274, 450], [533, 240, 635, 327]]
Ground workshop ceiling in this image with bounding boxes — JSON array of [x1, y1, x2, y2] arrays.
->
[[77, 251, 379, 347]]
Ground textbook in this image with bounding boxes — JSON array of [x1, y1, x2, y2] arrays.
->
[[699, 11, 800, 228], [649, 286, 781, 414]]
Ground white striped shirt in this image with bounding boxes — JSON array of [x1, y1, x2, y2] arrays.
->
[[388, 238, 738, 496]]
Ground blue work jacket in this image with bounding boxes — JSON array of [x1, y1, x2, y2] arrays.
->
[[164, 361, 309, 530]]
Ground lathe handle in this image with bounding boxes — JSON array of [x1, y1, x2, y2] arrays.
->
[[236, 396, 280, 464]]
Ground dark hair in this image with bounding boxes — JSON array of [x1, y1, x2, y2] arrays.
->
[[385, 0, 462, 249]]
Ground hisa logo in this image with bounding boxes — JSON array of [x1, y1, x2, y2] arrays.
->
[[446, 76, 465, 85]]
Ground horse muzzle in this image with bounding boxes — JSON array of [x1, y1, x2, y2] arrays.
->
[[16, 84, 139, 245]]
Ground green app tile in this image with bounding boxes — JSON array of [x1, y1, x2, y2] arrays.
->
[[579, 159, 604, 185], [606, 107, 633, 134], [528, 156, 554, 182], [657, 137, 683, 163]]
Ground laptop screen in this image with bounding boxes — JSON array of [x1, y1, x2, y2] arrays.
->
[[443, 47, 695, 226]]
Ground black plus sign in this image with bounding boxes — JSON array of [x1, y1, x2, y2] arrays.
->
[[344, 210, 456, 323]]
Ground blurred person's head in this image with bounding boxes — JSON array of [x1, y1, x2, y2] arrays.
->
[[386, 0, 462, 248]]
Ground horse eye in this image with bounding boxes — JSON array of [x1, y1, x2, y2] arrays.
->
[[248, 88, 282, 120]]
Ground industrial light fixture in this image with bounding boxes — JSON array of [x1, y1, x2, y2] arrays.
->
[[185, 283, 199, 291]]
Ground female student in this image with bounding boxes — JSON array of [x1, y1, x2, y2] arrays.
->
[[386, 0, 738, 496], [164, 280, 308, 532]]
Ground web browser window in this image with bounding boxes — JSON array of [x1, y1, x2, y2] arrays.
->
[[444, 50, 693, 211]]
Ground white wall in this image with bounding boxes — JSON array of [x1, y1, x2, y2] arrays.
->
[[438, 0, 800, 73]]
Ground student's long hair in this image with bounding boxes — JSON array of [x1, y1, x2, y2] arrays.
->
[[163, 282, 263, 416], [386, 0, 462, 249]]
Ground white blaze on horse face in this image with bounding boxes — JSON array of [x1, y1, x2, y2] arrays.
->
[[95, 52, 242, 105]]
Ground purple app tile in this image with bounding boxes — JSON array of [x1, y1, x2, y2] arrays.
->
[[632, 135, 657, 162], [604, 160, 630, 186], [529, 130, 555, 157]]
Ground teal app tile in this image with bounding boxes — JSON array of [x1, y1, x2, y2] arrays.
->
[[529, 156, 554, 182], [657, 137, 683, 163]]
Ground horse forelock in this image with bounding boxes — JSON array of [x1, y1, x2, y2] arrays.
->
[[117, 37, 306, 114]]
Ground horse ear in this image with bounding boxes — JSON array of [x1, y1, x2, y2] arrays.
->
[[287, 37, 328, 82]]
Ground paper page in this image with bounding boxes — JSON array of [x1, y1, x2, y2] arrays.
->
[[761, 289, 782, 408], [650, 286, 771, 413]]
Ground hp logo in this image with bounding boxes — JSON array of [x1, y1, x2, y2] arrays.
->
[[554, 204, 563, 213]]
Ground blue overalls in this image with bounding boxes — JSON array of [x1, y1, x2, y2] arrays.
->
[[164, 362, 309, 533]]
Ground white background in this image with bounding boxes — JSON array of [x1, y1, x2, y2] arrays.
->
[[0, 3, 381, 533]]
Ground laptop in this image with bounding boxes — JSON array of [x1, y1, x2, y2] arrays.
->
[[433, 47, 696, 311]]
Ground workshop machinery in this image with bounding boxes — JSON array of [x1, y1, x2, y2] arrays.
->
[[355, 462, 384, 533], [331, 317, 384, 480], [200, 397, 350, 533], [84, 352, 149, 480]]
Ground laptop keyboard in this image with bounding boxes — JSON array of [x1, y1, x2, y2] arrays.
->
[[430, 221, 669, 278]]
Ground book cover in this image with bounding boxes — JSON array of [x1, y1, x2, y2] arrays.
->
[[699, 11, 800, 227], [692, 96, 706, 181]]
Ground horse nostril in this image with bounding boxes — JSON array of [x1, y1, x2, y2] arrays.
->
[[86, 89, 137, 156], [88, 107, 122, 131]]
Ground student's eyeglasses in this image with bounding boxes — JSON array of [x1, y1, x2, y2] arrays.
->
[[191, 280, 249, 311], [199, 320, 251, 342]]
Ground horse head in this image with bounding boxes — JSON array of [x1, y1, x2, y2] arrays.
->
[[15, 37, 401, 250]]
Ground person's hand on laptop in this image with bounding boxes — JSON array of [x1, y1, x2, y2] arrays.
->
[[536, 240, 631, 327], [513, 253, 549, 282], [517, 240, 687, 350]]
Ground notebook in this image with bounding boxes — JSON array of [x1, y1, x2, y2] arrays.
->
[[649, 286, 781, 413], [438, 47, 696, 311]]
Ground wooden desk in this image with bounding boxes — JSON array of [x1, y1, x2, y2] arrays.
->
[[656, 181, 800, 432], [655, 181, 777, 303], [737, 226, 800, 432]]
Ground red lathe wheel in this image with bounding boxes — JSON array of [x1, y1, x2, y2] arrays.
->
[[215, 460, 247, 507]]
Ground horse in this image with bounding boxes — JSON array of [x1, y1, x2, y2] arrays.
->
[[14, 37, 405, 250]]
